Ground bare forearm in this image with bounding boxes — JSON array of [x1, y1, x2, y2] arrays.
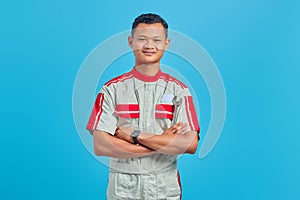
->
[[114, 123, 198, 155], [137, 131, 198, 155], [93, 130, 155, 158]]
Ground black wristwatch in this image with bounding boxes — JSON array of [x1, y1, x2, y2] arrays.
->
[[131, 130, 141, 144]]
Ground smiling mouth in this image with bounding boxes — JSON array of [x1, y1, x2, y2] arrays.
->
[[142, 51, 156, 56]]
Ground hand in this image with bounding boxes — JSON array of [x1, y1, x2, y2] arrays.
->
[[115, 126, 134, 143], [162, 122, 188, 135]]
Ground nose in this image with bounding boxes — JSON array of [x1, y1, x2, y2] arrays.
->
[[144, 39, 155, 49]]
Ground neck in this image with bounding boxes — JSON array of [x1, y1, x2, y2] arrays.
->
[[134, 63, 160, 76]]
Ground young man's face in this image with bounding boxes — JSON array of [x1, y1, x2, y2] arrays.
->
[[129, 23, 170, 66]]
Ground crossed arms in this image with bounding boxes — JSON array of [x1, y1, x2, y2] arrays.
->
[[93, 122, 199, 159]]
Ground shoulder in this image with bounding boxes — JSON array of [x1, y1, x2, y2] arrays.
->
[[103, 70, 134, 87], [159, 71, 192, 97], [159, 71, 188, 90]]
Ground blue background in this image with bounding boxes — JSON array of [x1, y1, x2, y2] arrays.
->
[[1, 0, 299, 199]]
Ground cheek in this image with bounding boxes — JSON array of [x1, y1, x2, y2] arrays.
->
[[133, 50, 143, 59], [156, 50, 165, 57], [156, 43, 166, 50], [132, 42, 144, 50]]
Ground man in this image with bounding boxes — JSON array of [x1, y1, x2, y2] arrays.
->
[[86, 13, 200, 200]]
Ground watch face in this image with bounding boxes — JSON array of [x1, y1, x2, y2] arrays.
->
[[132, 130, 140, 137]]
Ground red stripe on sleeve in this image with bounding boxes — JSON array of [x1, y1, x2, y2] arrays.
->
[[86, 93, 104, 130], [177, 171, 182, 200], [184, 96, 200, 132]]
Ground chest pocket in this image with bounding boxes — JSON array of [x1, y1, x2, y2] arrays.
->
[[155, 104, 174, 120], [114, 104, 140, 118]]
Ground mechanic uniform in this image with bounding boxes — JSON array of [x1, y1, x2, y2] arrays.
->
[[86, 67, 200, 200]]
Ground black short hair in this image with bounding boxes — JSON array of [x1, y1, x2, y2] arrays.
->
[[131, 13, 168, 37]]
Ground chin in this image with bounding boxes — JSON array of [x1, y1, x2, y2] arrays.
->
[[139, 58, 160, 64], [143, 54, 163, 62]]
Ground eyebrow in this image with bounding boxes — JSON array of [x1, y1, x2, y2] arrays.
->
[[136, 35, 147, 38], [136, 34, 163, 38]]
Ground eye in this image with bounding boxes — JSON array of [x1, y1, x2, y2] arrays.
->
[[138, 38, 146, 41], [154, 39, 162, 42]]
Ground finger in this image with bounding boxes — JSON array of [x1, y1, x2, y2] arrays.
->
[[171, 125, 179, 131], [177, 126, 188, 134], [115, 129, 122, 136], [180, 124, 188, 132], [168, 126, 177, 132], [172, 122, 183, 129], [181, 123, 188, 129], [176, 125, 182, 131], [176, 123, 187, 130], [170, 128, 177, 134], [164, 128, 176, 135]]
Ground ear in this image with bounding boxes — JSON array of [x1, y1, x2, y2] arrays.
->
[[128, 36, 133, 49], [164, 38, 170, 50]]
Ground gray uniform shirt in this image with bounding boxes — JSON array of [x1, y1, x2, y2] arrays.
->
[[87, 67, 200, 174]]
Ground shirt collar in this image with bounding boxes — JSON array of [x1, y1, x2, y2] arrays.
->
[[131, 66, 162, 82]]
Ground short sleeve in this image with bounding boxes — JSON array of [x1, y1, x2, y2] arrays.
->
[[86, 86, 117, 135], [173, 88, 200, 134]]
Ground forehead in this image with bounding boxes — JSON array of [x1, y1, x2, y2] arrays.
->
[[133, 23, 166, 37]]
